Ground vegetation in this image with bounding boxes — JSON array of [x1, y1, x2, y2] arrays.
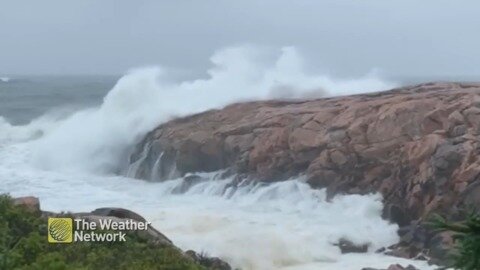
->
[[430, 211, 480, 270], [0, 194, 204, 270]]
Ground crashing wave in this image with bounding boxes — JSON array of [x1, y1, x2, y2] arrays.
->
[[25, 45, 396, 175]]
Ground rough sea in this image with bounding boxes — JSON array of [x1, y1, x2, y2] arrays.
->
[[0, 46, 438, 270]]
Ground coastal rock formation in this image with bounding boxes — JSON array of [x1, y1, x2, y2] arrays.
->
[[130, 82, 480, 263], [335, 238, 370, 254], [13, 197, 231, 270], [362, 264, 419, 270], [13, 196, 40, 213]]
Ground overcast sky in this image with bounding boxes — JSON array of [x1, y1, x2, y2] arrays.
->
[[1, 0, 479, 79]]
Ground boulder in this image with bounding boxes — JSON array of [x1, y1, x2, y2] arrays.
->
[[185, 250, 232, 270], [13, 196, 40, 213], [171, 174, 206, 194], [361, 264, 419, 270], [91, 207, 147, 222], [387, 265, 419, 270], [335, 238, 370, 254], [427, 231, 455, 266]]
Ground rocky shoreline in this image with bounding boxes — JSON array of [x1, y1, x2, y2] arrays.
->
[[12, 196, 232, 270], [11, 196, 426, 270], [128, 82, 480, 266]]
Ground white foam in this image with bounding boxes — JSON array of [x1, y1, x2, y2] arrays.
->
[[0, 144, 433, 269], [27, 46, 396, 175], [0, 77, 10, 83], [0, 115, 58, 144], [0, 45, 427, 270]]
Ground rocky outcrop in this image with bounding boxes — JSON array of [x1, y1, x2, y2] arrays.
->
[[13, 196, 40, 213], [335, 238, 370, 254], [129, 82, 480, 264], [13, 197, 231, 270], [185, 250, 232, 270], [362, 264, 419, 270]]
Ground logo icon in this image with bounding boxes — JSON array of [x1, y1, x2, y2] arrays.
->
[[48, 218, 73, 243]]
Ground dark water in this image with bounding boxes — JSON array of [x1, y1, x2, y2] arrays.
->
[[0, 76, 118, 124]]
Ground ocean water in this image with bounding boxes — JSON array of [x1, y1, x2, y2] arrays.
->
[[0, 75, 114, 125], [0, 46, 436, 270]]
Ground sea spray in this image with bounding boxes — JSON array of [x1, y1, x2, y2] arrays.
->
[[0, 147, 434, 270], [0, 108, 434, 270], [27, 46, 395, 174], [0, 45, 425, 270]]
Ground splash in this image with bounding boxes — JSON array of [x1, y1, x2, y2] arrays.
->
[[148, 175, 401, 269], [28, 46, 395, 174], [0, 148, 434, 270], [0, 49, 435, 269]]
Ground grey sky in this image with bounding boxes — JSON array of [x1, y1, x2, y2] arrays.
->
[[1, 0, 479, 79]]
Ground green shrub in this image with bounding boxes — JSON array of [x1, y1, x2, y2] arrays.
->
[[0, 194, 204, 270], [430, 211, 480, 270]]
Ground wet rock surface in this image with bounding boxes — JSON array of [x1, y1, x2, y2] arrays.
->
[[186, 250, 232, 270], [91, 207, 148, 222], [361, 264, 420, 270], [130, 82, 480, 265], [335, 238, 370, 254]]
